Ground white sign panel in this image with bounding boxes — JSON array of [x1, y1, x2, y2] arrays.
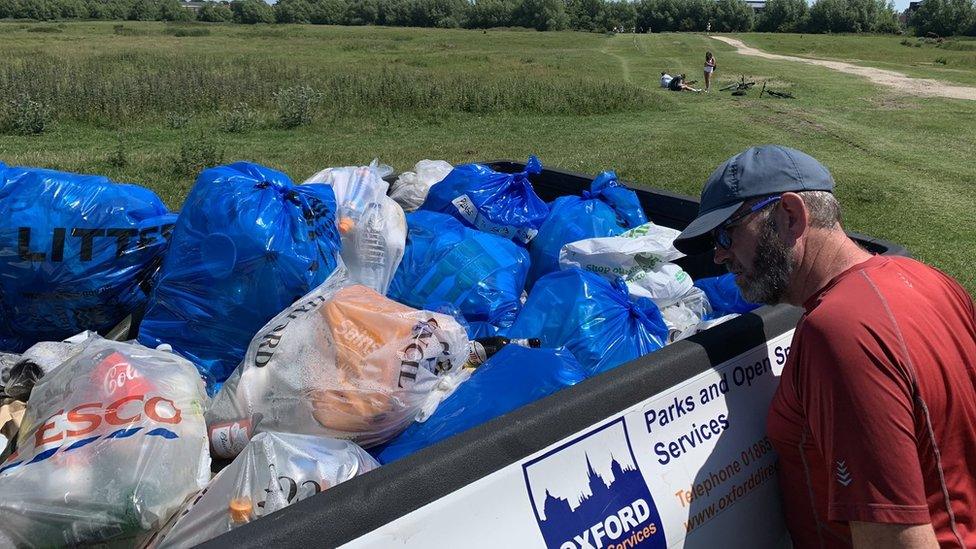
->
[[343, 331, 795, 549]]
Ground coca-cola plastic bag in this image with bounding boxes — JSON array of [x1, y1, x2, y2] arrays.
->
[[151, 432, 378, 548], [0, 337, 210, 548], [304, 162, 406, 295], [206, 269, 471, 458], [389, 160, 453, 212]]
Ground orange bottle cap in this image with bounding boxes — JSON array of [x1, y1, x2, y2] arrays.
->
[[229, 497, 252, 523]]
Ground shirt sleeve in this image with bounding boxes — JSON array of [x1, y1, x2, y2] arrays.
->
[[796, 316, 931, 525]]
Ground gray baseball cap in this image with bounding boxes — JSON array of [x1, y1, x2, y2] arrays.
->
[[673, 145, 835, 255]]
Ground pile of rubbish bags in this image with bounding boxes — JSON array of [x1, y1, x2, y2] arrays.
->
[[0, 157, 758, 546]]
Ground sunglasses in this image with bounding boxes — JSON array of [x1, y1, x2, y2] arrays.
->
[[712, 195, 782, 250]]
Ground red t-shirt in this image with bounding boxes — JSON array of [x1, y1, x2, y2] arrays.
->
[[767, 255, 976, 548]]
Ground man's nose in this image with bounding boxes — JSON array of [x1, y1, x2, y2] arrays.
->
[[713, 245, 730, 265]]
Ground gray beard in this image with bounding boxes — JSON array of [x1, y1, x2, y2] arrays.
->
[[738, 215, 794, 305]]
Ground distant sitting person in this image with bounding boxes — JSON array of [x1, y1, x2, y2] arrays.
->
[[660, 72, 673, 88], [668, 74, 701, 93]]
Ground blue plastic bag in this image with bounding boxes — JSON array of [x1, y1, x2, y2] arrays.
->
[[388, 211, 529, 336], [419, 156, 549, 245], [527, 171, 647, 288], [138, 162, 342, 390], [506, 269, 668, 376], [694, 273, 759, 315], [376, 345, 586, 464], [0, 166, 176, 352], [589, 171, 648, 229]]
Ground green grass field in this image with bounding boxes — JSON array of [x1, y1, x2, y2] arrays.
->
[[1, 22, 974, 294]]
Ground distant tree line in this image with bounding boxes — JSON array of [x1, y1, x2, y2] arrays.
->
[[908, 0, 976, 36], [1, 0, 940, 35]]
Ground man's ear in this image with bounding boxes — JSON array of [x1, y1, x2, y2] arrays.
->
[[778, 192, 808, 244]]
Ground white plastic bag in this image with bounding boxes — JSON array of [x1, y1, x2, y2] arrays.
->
[[0, 337, 210, 548], [670, 313, 740, 342], [0, 332, 94, 401], [558, 222, 691, 306], [304, 161, 406, 294], [206, 269, 471, 458], [152, 432, 378, 548], [661, 286, 713, 342], [389, 160, 453, 212]]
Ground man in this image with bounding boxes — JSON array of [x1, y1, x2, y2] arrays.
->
[[668, 73, 701, 93], [672, 145, 976, 548]]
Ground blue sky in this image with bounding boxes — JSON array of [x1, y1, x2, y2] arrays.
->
[[891, 0, 912, 12]]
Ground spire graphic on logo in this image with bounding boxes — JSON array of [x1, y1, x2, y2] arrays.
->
[[523, 418, 666, 549]]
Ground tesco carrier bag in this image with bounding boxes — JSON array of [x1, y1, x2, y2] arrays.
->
[[558, 222, 691, 306], [0, 337, 210, 548]]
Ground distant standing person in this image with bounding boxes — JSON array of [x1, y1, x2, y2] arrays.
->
[[704, 52, 717, 92]]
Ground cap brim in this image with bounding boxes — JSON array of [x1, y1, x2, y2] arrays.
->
[[673, 201, 743, 256]]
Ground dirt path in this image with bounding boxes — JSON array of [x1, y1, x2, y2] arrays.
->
[[710, 35, 976, 101]]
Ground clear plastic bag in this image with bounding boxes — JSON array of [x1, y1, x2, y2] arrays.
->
[[304, 162, 406, 295], [660, 287, 713, 342], [151, 432, 378, 548], [0, 399, 25, 461], [207, 269, 471, 458], [389, 160, 454, 212], [0, 337, 210, 548]]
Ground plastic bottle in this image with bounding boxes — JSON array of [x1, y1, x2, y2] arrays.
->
[[356, 202, 388, 292], [465, 337, 541, 369]]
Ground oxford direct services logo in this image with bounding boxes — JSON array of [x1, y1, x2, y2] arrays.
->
[[523, 418, 666, 549]]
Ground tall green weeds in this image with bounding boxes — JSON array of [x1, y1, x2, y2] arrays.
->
[[0, 52, 656, 126]]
